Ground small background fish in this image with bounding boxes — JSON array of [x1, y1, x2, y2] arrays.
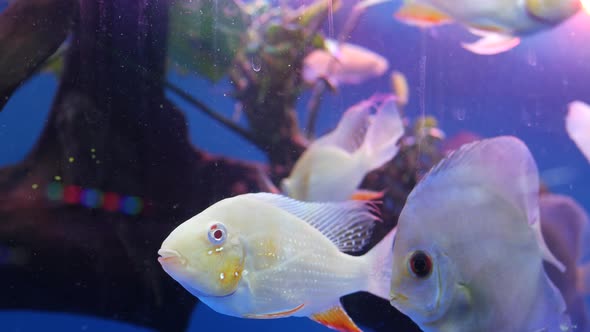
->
[[394, 0, 581, 54], [281, 96, 404, 202]]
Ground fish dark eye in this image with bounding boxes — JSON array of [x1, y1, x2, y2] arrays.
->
[[408, 250, 432, 279], [208, 223, 227, 245]]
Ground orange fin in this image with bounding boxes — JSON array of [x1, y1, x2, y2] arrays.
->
[[394, 3, 452, 28], [350, 189, 385, 201], [243, 303, 305, 319], [310, 304, 362, 332]]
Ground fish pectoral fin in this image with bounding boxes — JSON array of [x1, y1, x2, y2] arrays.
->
[[243, 303, 305, 319], [461, 31, 520, 55], [310, 304, 362, 332], [394, 3, 452, 28], [350, 189, 385, 201]]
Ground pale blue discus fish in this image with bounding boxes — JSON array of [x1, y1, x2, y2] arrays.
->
[[389, 136, 571, 332]]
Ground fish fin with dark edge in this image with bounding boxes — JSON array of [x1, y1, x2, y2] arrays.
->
[[310, 303, 362, 332], [245, 192, 380, 253], [243, 303, 305, 319]]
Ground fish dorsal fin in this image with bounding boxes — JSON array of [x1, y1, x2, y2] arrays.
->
[[412, 136, 565, 271], [394, 2, 452, 28], [246, 193, 379, 253], [310, 303, 362, 332], [314, 99, 374, 153]]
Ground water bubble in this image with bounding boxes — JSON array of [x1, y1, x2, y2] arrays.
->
[[527, 49, 537, 66], [454, 108, 466, 121], [251, 56, 262, 72]]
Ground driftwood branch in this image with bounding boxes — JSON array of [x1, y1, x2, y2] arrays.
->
[[0, 1, 267, 331], [164, 81, 260, 146], [0, 0, 77, 110]]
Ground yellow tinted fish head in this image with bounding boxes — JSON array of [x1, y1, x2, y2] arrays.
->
[[389, 209, 458, 325], [526, 0, 581, 24], [158, 215, 245, 298]]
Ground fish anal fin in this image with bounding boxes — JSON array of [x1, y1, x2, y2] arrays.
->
[[461, 32, 520, 55], [350, 189, 385, 201], [394, 3, 452, 28], [243, 303, 305, 319], [310, 304, 362, 332]]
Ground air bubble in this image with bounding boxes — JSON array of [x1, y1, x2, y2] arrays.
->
[[251, 56, 262, 72]]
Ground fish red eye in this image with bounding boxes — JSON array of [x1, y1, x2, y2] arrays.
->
[[208, 222, 227, 244], [408, 251, 432, 279]]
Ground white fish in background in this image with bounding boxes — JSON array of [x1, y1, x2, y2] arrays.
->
[[281, 96, 404, 202], [158, 193, 395, 332], [394, 0, 581, 55], [566, 100, 590, 163], [389, 136, 571, 331], [540, 193, 590, 331], [303, 39, 389, 88]]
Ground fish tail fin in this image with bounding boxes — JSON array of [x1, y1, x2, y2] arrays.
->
[[364, 226, 396, 300], [577, 262, 590, 295], [356, 97, 404, 173]]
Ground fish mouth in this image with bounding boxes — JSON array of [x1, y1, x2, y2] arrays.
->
[[157, 248, 185, 265]]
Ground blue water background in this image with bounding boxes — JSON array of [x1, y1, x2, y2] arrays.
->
[[1, 1, 590, 331]]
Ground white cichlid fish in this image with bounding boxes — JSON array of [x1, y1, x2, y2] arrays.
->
[[566, 100, 590, 163], [394, 0, 581, 55], [281, 96, 404, 202], [303, 39, 389, 88], [389, 136, 571, 332], [158, 193, 395, 332]]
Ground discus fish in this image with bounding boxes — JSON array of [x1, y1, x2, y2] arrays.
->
[[281, 96, 404, 202], [389, 136, 571, 331], [394, 0, 581, 55], [158, 193, 395, 332]]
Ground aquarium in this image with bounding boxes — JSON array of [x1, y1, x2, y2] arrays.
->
[[1, 0, 590, 331]]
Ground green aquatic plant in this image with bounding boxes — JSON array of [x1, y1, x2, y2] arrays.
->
[[167, 0, 249, 81]]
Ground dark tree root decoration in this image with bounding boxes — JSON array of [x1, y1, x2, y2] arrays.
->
[[0, 0, 426, 331], [0, 0, 265, 331], [0, 0, 77, 110]]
